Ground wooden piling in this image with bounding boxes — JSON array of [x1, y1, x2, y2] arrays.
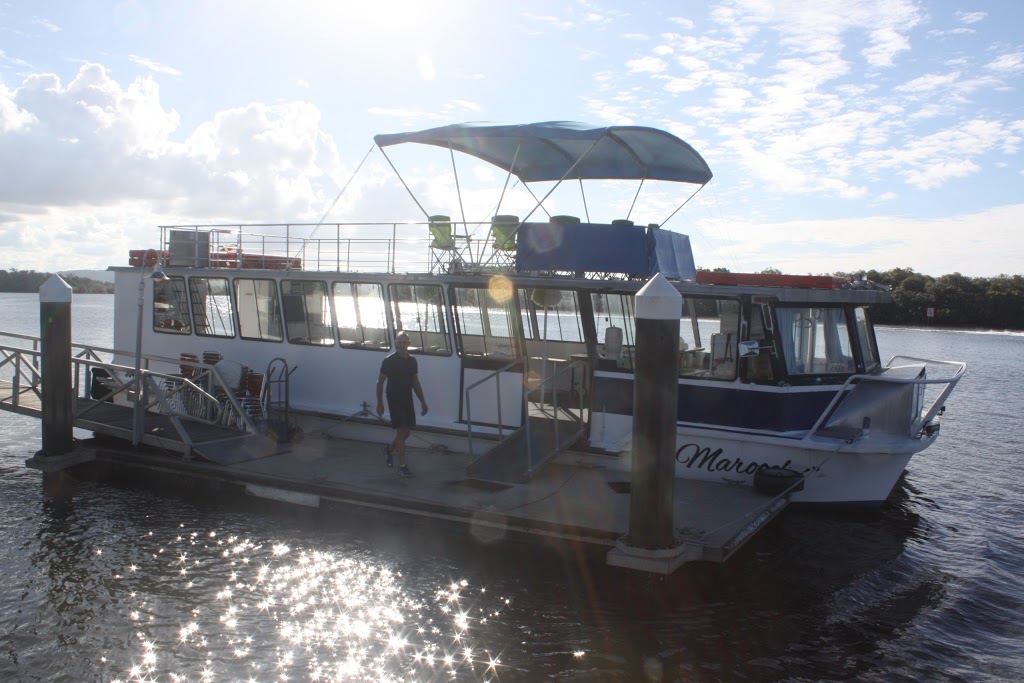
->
[[39, 275, 73, 456], [607, 274, 694, 573], [626, 273, 681, 549]]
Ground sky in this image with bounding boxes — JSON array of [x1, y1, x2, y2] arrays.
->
[[0, 0, 1021, 277]]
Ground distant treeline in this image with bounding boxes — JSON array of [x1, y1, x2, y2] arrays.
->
[[857, 268, 1024, 330], [712, 267, 1024, 330], [0, 269, 114, 294]]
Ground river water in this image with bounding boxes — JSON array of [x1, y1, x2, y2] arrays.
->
[[0, 292, 1021, 682]]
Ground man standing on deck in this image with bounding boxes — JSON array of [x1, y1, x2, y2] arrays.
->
[[376, 331, 428, 477]]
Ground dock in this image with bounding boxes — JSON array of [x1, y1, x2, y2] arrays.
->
[[0, 343, 791, 573]]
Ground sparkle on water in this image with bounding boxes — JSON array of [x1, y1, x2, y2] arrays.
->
[[96, 526, 514, 682]]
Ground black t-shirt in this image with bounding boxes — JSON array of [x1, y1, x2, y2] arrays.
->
[[380, 352, 418, 398]]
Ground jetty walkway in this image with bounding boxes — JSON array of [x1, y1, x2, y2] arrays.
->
[[0, 333, 790, 573]]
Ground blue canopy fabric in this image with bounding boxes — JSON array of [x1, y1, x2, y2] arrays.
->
[[515, 222, 697, 279], [374, 122, 712, 185]]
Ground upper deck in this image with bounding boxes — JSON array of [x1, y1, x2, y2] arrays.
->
[[125, 222, 890, 305]]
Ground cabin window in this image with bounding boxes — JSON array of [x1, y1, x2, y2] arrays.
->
[[153, 276, 191, 334], [744, 304, 775, 381], [776, 306, 854, 376], [234, 278, 283, 342], [389, 284, 450, 355], [453, 286, 519, 359], [592, 292, 635, 370], [281, 280, 334, 346], [332, 282, 390, 350], [520, 288, 583, 342], [519, 288, 587, 371], [678, 297, 740, 380], [188, 277, 234, 338], [854, 307, 880, 372]]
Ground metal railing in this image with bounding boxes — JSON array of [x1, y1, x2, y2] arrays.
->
[[0, 337, 262, 457], [803, 355, 967, 441], [157, 221, 511, 275], [464, 358, 585, 467], [464, 359, 520, 458]]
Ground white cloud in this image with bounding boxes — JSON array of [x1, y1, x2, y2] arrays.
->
[[627, 56, 667, 74], [896, 71, 961, 93], [696, 204, 1024, 277], [520, 13, 574, 30], [31, 17, 61, 33], [450, 99, 482, 112], [0, 82, 36, 132], [417, 54, 436, 81], [955, 11, 987, 25], [0, 62, 347, 269], [985, 52, 1024, 74], [129, 55, 183, 77], [668, 17, 695, 30]]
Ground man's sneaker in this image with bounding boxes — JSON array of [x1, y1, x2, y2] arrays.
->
[[384, 445, 394, 468], [398, 465, 413, 478]]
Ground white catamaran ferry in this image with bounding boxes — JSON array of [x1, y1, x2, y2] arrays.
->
[[110, 122, 965, 505]]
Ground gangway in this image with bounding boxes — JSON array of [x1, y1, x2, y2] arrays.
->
[[466, 360, 585, 484], [0, 336, 283, 464]]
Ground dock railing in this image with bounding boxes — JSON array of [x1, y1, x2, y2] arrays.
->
[[0, 335, 261, 456]]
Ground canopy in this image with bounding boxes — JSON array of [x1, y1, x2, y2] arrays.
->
[[374, 122, 713, 185]]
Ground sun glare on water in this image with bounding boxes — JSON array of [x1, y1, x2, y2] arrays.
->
[[98, 529, 510, 682]]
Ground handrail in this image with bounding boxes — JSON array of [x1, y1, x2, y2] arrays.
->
[[802, 355, 967, 441], [520, 360, 585, 478], [0, 338, 261, 448], [155, 221, 509, 275], [464, 358, 520, 458]]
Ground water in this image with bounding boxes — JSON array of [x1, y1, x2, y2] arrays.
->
[[1, 292, 1022, 682]]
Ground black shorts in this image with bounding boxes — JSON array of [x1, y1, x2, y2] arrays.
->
[[387, 393, 416, 429]]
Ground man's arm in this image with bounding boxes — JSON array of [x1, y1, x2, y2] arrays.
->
[[375, 373, 387, 416], [412, 375, 428, 415]]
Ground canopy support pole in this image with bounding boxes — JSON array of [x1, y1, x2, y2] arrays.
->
[[291, 143, 377, 265], [658, 183, 707, 229], [481, 135, 605, 268], [487, 144, 522, 264], [626, 177, 646, 222], [448, 142, 468, 242], [578, 178, 590, 222], [377, 145, 432, 220]]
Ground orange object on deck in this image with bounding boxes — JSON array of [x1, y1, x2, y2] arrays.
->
[[128, 249, 169, 267], [695, 271, 845, 289]]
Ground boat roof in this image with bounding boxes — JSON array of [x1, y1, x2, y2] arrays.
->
[[373, 121, 713, 185]]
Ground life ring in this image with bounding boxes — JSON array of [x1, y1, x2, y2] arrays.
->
[[753, 467, 804, 495]]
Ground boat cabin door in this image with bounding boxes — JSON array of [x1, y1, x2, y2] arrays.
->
[[451, 285, 526, 430]]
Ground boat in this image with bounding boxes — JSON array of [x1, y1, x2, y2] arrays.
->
[[109, 121, 965, 505]]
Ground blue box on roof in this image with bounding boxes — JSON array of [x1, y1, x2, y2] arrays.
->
[[515, 222, 695, 279]]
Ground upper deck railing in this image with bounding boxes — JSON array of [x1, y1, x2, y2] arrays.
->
[[155, 221, 513, 275]]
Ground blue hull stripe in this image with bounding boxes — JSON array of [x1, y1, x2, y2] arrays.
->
[[592, 376, 837, 432]]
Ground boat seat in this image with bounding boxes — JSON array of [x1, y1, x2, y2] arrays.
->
[[429, 215, 455, 249], [490, 215, 519, 267], [428, 214, 461, 273]]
